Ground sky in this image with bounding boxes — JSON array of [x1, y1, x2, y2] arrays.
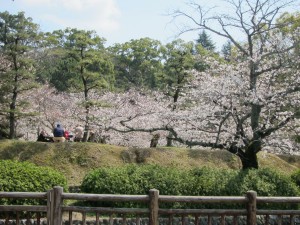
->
[[1, 0, 299, 50], [1, 0, 228, 48]]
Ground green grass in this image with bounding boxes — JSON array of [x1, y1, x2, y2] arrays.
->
[[0, 139, 299, 187]]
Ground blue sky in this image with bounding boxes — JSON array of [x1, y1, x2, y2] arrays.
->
[[1, 0, 299, 50], [1, 0, 224, 47]]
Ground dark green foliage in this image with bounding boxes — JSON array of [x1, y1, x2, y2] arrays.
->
[[109, 38, 164, 90], [225, 168, 299, 196], [81, 164, 189, 208], [81, 164, 187, 195], [189, 167, 237, 196], [224, 168, 300, 209], [0, 11, 42, 139], [293, 135, 300, 143], [221, 41, 232, 62], [158, 39, 195, 104], [0, 120, 9, 139], [81, 165, 299, 209], [291, 169, 300, 187], [0, 160, 68, 205], [196, 31, 216, 52]]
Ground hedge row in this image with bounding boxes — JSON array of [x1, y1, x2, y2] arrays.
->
[[0, 160, 68, 205], [1, 160, 299, 209], [81, 164, 300, 209]]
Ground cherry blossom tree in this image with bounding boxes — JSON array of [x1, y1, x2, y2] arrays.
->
[[167, 0, 300, 169], [18, 86, 168, 146], [107, 90, 169, 145], [105, 0, 300, 169], [17, 85, 79, 140]]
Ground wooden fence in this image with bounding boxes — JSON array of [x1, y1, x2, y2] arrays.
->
[[0, 186, 300, 225]]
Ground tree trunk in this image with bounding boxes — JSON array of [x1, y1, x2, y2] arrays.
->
[[9, 109, 15, 139], [82, 100, 90, 142], [82, 126, 89, 142], [239, 149, 259, 170], [166, 132, 173, 147], [9, 87, 18, 139], [230, 145, 259, 170], [82, 68, 90, 142], [166, 85, 180, 147]]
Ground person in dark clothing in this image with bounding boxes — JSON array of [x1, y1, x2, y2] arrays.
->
[[53, 124, 65, 142], [37, 130, 51, 142]]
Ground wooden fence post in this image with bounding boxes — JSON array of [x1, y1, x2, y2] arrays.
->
[[47, 189, 52, 225], [51, 186, 63, 225], [246, 191, 257, 225], [149, 189, 159, 225]]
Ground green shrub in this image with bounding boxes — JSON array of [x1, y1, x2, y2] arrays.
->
[[224, 168, 299, 209], [189, 167, 237, 196], [291, 169, 300, 187], [185, 167, 236, 209], [0, 160, 68, 205], [81, 164, 189, 196], [225, 168, 299, 196], [81, 165, 299, 209], [81, 164, 189, 208], [130, 164, 189, 195]]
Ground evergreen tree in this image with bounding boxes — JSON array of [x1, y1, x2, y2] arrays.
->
[[0, 11, 42, 138], [109, 38, 164, 90], [221, 41, 232, 62], [196, 30, 216, 51], [50, 28, 115, 141]]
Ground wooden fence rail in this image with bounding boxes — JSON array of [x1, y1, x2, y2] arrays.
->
[[0, 186, 300, 225]]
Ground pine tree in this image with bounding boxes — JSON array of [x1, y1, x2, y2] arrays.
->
[[196, 30, 216, 51]]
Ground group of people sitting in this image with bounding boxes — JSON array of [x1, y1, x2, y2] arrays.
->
[[37, 124, 84, 142]]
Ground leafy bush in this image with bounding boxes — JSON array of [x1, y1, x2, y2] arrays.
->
[[81, 164, 189, 208], [189, 167, 237, 196], [0, 160, 68, 205], [81, 165, 299, 209], [224, 168, 299, 209], [225, 168, 299, 196], [186, 167, 238, 209], [291, 169, 300, 187]]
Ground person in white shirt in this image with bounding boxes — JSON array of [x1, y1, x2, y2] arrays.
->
[[74, 125, 84, 142]]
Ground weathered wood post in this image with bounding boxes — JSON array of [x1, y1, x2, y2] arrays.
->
[[149, 189, 159, 225], [246, 191, 257, 225], [47, 190, 52, 225], [51, 186, 63, 225]]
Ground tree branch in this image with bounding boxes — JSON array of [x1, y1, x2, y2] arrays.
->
[[260, 116, 294, 138]]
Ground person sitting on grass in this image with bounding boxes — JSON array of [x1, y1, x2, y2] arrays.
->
[[37, 130, 51, 142], [74, 125, 84, 142], [53, 124, 65, 142]]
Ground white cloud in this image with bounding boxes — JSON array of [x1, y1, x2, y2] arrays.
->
[[21, 0, 121, 33]]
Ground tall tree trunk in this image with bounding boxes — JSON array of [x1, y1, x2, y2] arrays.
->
[[230, 145, 259, 170], [82, 73, 90, 142], [166, 87, 180, 146], [9, 72, 18, 139], [82, 124, 90, 142], [239, 61, 261, 169], [9, 106, 16, 139], [82, 100, 90, 142], [239, 150, 259, 169]]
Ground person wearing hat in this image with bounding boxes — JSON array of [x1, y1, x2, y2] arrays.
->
[[53, 124, 65, 142]]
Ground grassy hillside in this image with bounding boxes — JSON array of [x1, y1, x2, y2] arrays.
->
[[0, 140, 299, 186]]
